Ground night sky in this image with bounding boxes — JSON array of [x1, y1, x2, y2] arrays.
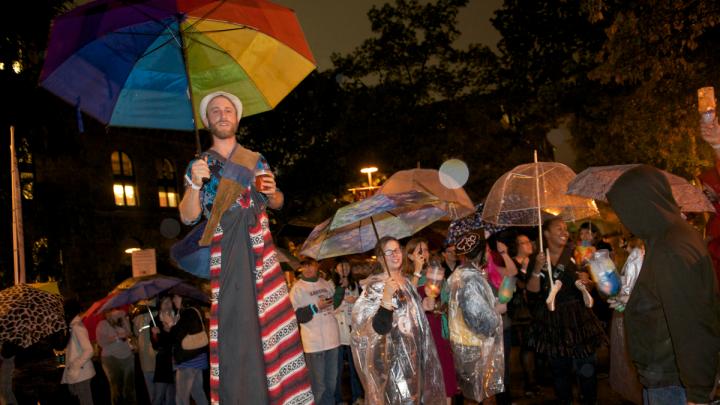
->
[[272, 0, 503, 70]]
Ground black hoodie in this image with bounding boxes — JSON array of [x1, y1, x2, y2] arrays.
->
[[607, 165, 720, 402]]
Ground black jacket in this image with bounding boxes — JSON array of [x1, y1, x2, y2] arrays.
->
[[607, 164, 720, 402], [168, 306, 208, 364]]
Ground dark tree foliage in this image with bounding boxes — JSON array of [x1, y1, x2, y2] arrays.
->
[[493, 0, 720, 178], [326, 0, 531, 201]]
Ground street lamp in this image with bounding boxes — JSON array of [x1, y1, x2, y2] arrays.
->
[[360, 166, 378, 188]]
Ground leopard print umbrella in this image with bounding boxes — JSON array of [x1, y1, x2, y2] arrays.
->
[[0, 284, 66, 348]]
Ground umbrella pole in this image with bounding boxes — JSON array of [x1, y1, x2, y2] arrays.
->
[[534, 151, 544, 253], [147, 306, 157, 328], [176, 16, 203, 157], [534, 151, 554, 286], [370, 217, 391, 276], [194, 127, 201, 156]]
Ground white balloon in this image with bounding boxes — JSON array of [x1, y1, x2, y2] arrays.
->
[[438, 159, 469, 189]]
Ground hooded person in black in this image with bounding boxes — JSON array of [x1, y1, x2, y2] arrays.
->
[[607, 164, 720, 404]]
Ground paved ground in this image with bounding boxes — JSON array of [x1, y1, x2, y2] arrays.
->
[[505, 345, 633, 405], [69, 341, 636, 405]]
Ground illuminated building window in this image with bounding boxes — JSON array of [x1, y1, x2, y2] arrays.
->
[[156, 158, 178, 208], [111, 151, 137, 206]]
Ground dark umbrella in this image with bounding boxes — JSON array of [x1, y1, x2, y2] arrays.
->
[[98, 274, 208, 313]]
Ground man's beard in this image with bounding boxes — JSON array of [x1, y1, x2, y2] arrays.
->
[[209, 121, 238, 140]]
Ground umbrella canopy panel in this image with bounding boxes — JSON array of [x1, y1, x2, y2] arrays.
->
[[567, 164, 715, 213], [378, 168, 475, 219], [40, 0, 316, 131], [0, 284, 67, 348], [481, 161, 599, 226]]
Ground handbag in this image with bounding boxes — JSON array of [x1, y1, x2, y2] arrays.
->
[[181, 307, 209, 350]]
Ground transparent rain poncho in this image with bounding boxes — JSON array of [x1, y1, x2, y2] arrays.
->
[[350, 273, 446, 404], [447, 263, 504, 402]]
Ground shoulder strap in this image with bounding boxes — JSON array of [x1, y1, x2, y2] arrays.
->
[[198, 145, 261, 246], [189, 307, 205, 330]]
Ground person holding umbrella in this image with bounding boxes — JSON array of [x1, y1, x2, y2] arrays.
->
[[96, 308, 136, 405], [178, 91, 312, 405], [526, 216, 606, 405], [62, 298, 96, 405], [350, 236, 445, 404]]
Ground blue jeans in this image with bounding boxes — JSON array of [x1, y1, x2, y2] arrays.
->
[[153, 382, 176, 405], [643, 385, 686, 405], [305, 347, 339, 405], [335, 345, 363, 403], [175, 368, 207, 405]]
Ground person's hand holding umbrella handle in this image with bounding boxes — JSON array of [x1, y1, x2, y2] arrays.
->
[[190, 156, 210, 188], [381, 278, 400, 310]]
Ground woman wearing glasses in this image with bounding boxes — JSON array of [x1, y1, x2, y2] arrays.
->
[[351, 236, 445, 404]]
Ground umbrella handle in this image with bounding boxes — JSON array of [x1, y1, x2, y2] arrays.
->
[[545, 248, 552, 281], [370, 217, 392, 276], [546, 280, 562, 312], [194, 154, 210, 185]]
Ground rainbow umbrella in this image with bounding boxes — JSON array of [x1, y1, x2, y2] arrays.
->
[[40, 0, 316, 150]]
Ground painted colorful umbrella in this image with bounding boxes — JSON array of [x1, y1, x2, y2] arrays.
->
[[0, 284, 67, 348], [40, 0, 316, 149], [567, 164, 715, 213], [300, 191, 449, 260]]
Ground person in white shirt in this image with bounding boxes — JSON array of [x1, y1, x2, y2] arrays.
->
[[331, 259, 364, 405], [290, 259, 341, 405], [62, 299, 96, 405]]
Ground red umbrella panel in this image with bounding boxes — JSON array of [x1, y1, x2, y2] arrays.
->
[[82, 292, 129, 342]]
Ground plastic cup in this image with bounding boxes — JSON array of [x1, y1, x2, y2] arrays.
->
[[255, 170, 273, 192]]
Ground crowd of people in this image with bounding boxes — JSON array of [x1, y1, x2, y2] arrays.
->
[[2, 89, 719, 405]]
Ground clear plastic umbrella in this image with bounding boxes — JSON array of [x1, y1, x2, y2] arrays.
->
[[481, 154, 599, 260], [481, 154, 599, 310], [567, 164, 714, 213]]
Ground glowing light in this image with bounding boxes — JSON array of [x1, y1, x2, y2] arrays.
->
[[124, 185, 136, 206], [544, 208, 561, 216], [12, 61, 22, 74], [360, 166, 379, 188], [124, 247, 141, 254], [113, 184, 125, 205], [439, 159, 469, 189]]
